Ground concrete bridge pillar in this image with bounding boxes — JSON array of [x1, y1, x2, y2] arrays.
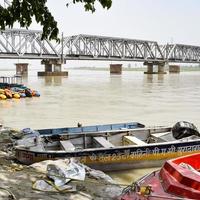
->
[[45, 63, 52, 72], [158, 64, 166, 74], [38, 59, 68, 76], [146, 63, 153, 74], [54, 64, 62, 72], [110, 64, 122, 74], [15, 63, 28, 76], [144, 62, 166, 74], [144, 63, 153, 74], [169, 65, 180, 73]]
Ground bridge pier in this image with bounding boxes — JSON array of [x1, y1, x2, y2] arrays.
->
[[144, 62, 166, 74], [144, 63, 153, 74], [169, 65, 180, 73], [45, 63, 53, 72], [53, 63, 62, 72], [38, 59, 68, 76], [110, 64, 122, 74], [15, 63, 28, 76], [158, 64, 166, 74]]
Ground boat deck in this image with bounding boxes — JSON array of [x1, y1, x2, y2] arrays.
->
[[20, 126, 198, 153], [15, 125, 200, 169]]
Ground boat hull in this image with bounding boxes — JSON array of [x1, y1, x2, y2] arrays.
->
[[15, 139, 200, 171], [118, 153, 200, 199], [118, 171, 181, 200]]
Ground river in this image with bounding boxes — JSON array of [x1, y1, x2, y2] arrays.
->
[[1, 68, 200, 184]]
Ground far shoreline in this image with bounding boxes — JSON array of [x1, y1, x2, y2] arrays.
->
[[67, 66, 200, 72]]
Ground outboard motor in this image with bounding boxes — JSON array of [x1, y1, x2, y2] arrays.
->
[[172, 121, 200, 139]]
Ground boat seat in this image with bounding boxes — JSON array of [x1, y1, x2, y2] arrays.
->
[[60, 140, 75, 151], [30, 144, 45, 152], [93, 137, 114, 148], [123, 136, 147, 146], [151, 132, 175, 142]]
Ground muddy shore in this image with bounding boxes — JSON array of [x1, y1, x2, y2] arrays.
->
[[0, 127, 123, 200]]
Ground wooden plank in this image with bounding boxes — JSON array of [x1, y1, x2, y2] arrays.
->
[[123, 136, 147, 145], [60, 140, 75, 151], [93, 137, 114, 148]]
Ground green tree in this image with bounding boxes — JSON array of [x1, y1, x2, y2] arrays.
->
[[0, 0, 112, 41]]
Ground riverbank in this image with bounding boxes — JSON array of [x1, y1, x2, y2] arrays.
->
[[0, 126, 123, 200]]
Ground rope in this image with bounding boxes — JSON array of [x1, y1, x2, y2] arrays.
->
[[121, 182, 137, 195]]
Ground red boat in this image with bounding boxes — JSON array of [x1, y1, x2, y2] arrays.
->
[[118, 153, 200, 200]]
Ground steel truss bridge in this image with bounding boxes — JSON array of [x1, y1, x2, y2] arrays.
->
[[0, 29, 200, 64]]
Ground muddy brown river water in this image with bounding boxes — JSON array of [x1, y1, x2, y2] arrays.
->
[[1, 68, 200, 184]]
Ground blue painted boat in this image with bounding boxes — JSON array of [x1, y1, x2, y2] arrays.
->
[[16, 122, 200, 171], [35, 122, 145, 135]]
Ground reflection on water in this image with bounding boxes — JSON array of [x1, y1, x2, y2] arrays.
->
[[1, 69, 200, 184], [157, 74, 164, 82], [43, 76, 65, 86], [144, 74, 164, 84], [146, 74, 154, 83], [0, 100, 13, 109], [109, 167, 160, 185]]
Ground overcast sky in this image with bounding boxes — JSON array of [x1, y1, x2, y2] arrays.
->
[[32, 0, 200, 46], [1, 0, 200, 68]]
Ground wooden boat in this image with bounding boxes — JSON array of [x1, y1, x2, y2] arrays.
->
[[118, 153, 200, 200], [15, 121, 200, 171]]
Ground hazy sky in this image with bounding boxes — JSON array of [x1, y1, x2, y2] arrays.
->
[[32, 0, 200, 46], [1, 0, 200, 68]]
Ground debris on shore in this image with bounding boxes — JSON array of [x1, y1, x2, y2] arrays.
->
[[0, 125, 123, 200]]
